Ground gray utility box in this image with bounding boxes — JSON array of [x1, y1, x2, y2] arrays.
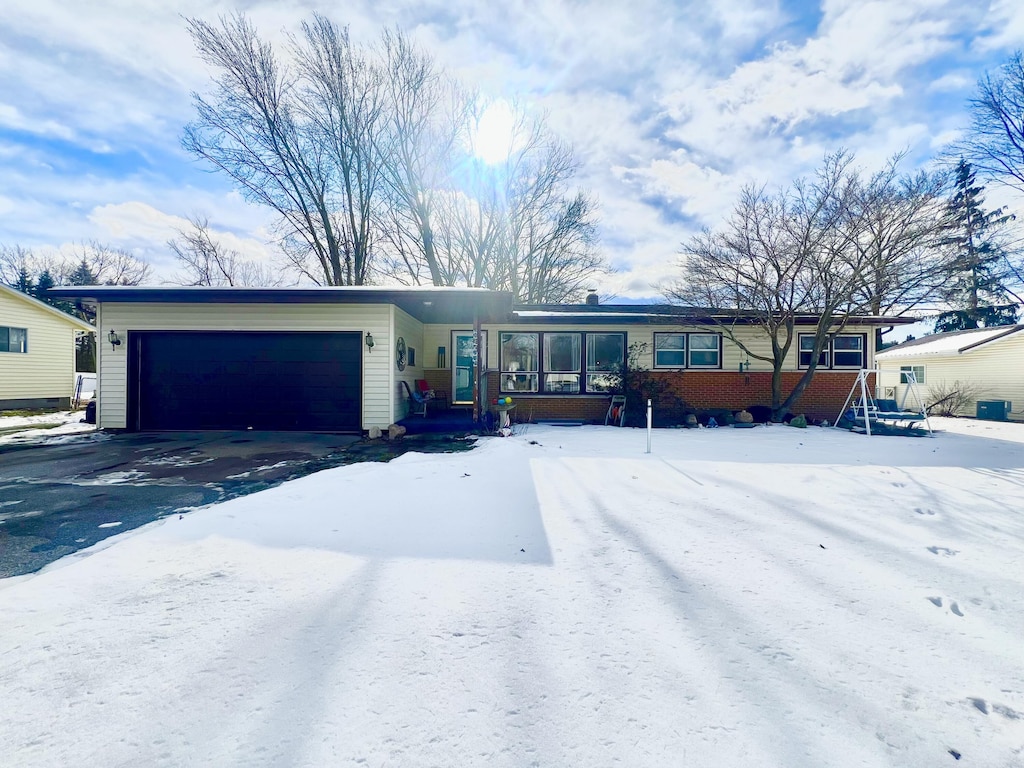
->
[[977, 400, 1012, 421]]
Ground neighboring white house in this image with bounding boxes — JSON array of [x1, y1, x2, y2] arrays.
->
[[0, 284, 95, 410], [876, 325, 1024, 421]]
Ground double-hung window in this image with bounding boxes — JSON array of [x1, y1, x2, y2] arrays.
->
[[799, 334, 865, 369], [653, 332, 722, 369], [0, 326, 27, 354], [500, 332, 625, 394], [900, 365, 925, 384]]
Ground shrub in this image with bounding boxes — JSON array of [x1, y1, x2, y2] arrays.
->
[[619, 342, 690, 427], [926, 380, 988, 417]]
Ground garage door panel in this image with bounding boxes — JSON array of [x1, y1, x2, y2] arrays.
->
[[130, 332, 362, 432]]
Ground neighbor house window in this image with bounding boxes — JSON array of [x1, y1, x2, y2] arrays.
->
[[500, 331, 625, 394], [799, 334, 866, 369], [688, 333, 721, 368], [900, 365, 925, 384], [0, 326, 27, 353], [500, 332, 539, 393]]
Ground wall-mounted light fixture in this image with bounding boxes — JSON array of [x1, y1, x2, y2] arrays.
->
[[739, 359, 751, 373], [365, 331, 375, 352], [108, 330, 122, 350]]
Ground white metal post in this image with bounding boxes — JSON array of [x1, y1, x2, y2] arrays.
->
[[646, 398, 652, 454], [860, 371, 872, 437]]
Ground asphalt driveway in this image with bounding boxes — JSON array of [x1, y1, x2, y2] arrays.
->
[[0, 430, 473, 578]]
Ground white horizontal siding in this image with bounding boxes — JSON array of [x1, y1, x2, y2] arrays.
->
[[878, 334, 1024, 419], [98, 303, 391, 430], [392, 307, 425, 422], [0, 293, 78, 401]]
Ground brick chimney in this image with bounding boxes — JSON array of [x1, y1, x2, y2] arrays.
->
[[585, 289, 599, 306]]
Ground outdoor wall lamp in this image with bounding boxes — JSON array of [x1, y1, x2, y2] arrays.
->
[[365, 331, 375, 352], [108, 330, 122, 350], [739, 359, 751, 372]]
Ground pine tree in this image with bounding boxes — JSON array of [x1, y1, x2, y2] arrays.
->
[[15, 265, 34, 294], [33, 269, 56, 302], [934, 160, 1019, 332]]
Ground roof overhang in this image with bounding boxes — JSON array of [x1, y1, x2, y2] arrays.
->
[[46, 286, 515, 325], [512, 304, 916, 326]]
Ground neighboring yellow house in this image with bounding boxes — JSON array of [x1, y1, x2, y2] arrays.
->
[[876, 325, 1024, 421], [0, 284, 95, 410]]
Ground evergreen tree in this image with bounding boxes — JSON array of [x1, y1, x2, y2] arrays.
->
[[33, 269, 56, 302], [15, 265, 34, 294], [934, 160, 1019, 332], [68, 258, 98, 286]]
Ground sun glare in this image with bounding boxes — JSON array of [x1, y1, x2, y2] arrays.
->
[[470, 100, 519, 165]]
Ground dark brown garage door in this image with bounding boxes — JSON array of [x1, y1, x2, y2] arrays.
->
[[127, 331, 362, 432]]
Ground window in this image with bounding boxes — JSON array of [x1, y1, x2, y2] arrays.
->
[[500, 331, 625, 394], [544, 333, 581, 393], [688, 333, 721, 368], [1, 327, 27, 354], [799, 334, 866, 369], [654, 333, 686, 367], [900, 365, 925, 384], [500, 333, 539, 392], [799, 335, 829, 368], [653, 332, 722, 369], [832, 335, 864, 368], [586, 333, 624, 392]]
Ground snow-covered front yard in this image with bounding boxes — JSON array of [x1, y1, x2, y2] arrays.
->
[[2, 419, 1023, 767]]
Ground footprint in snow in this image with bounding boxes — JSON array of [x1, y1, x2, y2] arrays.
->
[[926, 597, 964, 616], [927, 546, 959, 557], [914, 507, 936, 516]]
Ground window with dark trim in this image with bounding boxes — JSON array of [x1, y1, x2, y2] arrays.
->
[[653, 332, 722, 369], [0, 326, 27, 353], [500, 331, 624, 394], [799, 334, 865, 369]]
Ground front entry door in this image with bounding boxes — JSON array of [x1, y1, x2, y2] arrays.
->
[[451, 330, 486, 405]]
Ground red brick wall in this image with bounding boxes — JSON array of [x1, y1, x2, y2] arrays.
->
[[420, 368, 867, 423], [650, 371, 871, 421]]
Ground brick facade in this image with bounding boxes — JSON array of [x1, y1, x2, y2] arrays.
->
[[421, 368, 869, 424]]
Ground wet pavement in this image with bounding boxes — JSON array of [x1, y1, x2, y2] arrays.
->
[[0, 430, 476, 578]]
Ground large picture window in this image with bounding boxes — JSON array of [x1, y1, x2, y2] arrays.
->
[[799, 334, 866, 369], [500, 332, 624, 394], [653, 332, 722, 369], [1, 326, 27, 354], [500, 332, 539, 392]]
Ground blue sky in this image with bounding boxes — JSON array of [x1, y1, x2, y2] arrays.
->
[[2, 0, 1023, 298]]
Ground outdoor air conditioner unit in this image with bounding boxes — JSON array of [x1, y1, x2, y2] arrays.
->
[[977, 400, 1012, 421]]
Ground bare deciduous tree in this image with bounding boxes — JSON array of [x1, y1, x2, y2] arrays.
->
[[169, 216, 282, 287], [954, 51, 1024, 191], [184, 14, 349, 285], [668, 152, 932, 419]]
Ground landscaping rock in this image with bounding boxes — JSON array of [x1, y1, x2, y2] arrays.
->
[[368, 426, 382, 440], [388, 424, 407, 440], [736, 410, 753, 424]]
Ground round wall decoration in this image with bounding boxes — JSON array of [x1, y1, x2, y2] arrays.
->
[[395, 336, 407, 370]]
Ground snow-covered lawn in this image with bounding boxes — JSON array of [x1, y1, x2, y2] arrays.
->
[[2, 419, 1023, 767], [0, 410, 95, 444]]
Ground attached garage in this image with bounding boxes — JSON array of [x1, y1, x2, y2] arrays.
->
[[127, 331, 362, 431], [46, 286, 512, 433]]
